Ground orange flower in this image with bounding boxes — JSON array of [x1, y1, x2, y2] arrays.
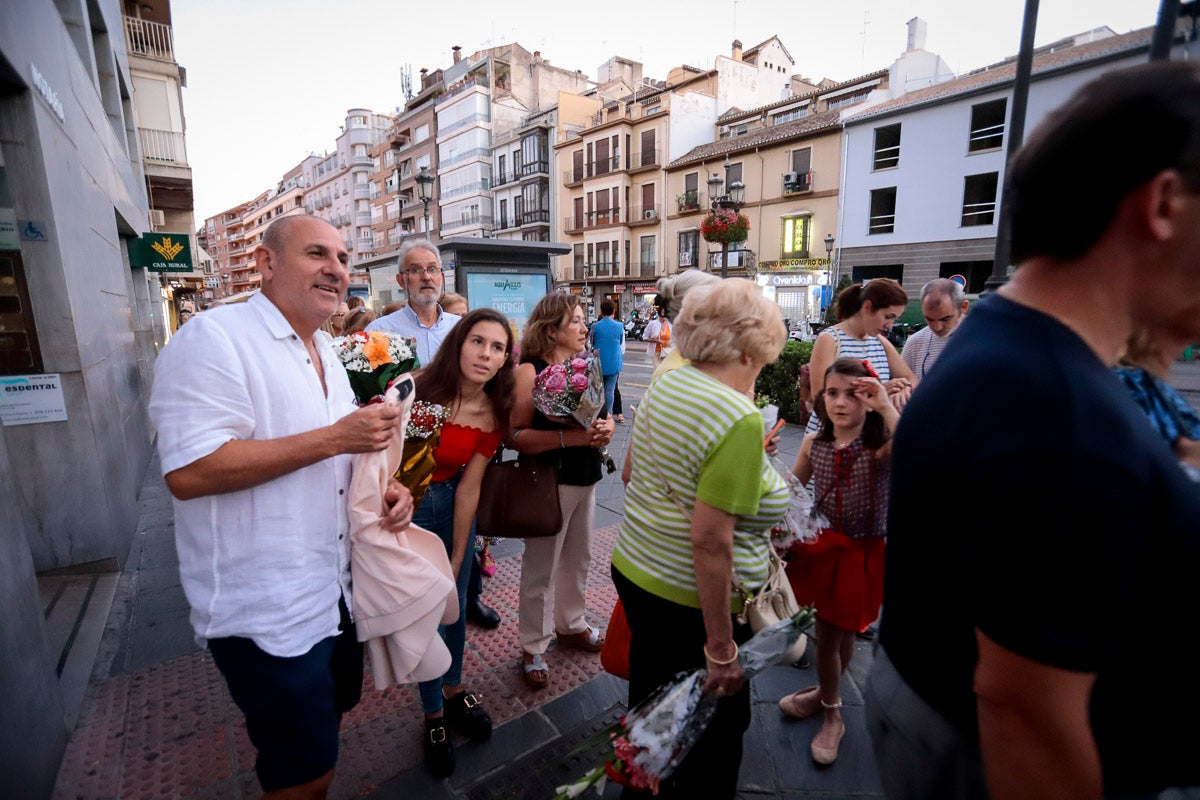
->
[[362, 332, 393, 370]]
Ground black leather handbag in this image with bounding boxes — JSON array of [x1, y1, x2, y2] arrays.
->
[[476, 448, 562, 539]]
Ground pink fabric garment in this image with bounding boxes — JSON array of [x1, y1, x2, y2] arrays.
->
[[348, 377, 459, 690]]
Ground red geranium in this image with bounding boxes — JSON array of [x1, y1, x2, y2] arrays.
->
[[700, 208, 750, 244]]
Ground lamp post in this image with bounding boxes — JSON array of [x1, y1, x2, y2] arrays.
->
[[706, 155, 746, 279], [823, 233, 836, 318], [415, 165, 435, 236]]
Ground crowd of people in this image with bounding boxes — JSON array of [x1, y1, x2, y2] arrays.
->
[[147, 61, 1200, 800]]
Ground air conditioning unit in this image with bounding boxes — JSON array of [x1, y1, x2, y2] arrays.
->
[[149, 209, 166, 227], [783, 172, 800, 186], [644, 209, 658, 220]]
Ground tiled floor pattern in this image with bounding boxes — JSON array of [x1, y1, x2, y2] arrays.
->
[[53, 525, 624, 800]]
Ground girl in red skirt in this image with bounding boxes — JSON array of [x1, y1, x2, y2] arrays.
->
[[780, 357, 899, 765]]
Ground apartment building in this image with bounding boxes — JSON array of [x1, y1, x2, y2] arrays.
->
[[125, 2, 200, 318], [837, 22, 1189, 297], [0, 1, 166, 792], [553, 39, 797, 315], [492, 108, 555, 242]]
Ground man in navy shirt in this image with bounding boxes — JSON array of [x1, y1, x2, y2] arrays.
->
[[870, 61, 1200, 800]]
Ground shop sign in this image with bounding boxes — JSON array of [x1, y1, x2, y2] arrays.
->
[[771, 274, 815, 287], [129, 232, 194, 272], [0, 208, 17, 251], [613, 284, 626, 292], [631, 282, 658, 293], [0, 374, 68, 426]]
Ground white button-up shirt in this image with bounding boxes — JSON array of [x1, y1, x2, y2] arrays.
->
[[149, 293, 357, 657], [365, 304, 460, 367]]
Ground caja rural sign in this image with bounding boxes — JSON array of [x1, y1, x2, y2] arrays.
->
[[128, 233, 194, 272]]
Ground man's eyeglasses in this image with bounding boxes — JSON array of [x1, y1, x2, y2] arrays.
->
[[404, 266, 442, 277]]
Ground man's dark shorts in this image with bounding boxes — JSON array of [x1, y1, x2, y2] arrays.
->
[[208, 598, 363, 791]]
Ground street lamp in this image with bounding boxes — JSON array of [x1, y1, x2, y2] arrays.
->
[[415, 165, 435, 235], [707, 155, 746, 279], [824, 233, 837, 316]]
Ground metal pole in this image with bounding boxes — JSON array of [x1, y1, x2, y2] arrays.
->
[[721, 241, 729, 280], [1150, 0, 1182, 60], [984, 0, 1039, 294]]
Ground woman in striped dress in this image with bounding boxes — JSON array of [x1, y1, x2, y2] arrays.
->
[[611, 279, 788, 799], [804, 279, 916, 436]]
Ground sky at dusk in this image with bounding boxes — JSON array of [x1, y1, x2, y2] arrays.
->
[[172, 0, 1165, 223]]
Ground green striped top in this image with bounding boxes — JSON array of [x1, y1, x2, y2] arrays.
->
[[613, 365, 789, 610]]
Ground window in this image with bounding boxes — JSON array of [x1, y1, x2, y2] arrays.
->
[[772, 105, 809, 125], [499, 198, 508, 228], [573, 243, 585, 279], [0, 251, 42, 374], [414, 124, 429, 143], [873, 124, 901, 170], [851, 264, 904, 283], [595, 138, 610, 175], [639, 129, 657, 166], [969, 99, 1007, 152], [678, 230, 699, 267], [961, 172, 999, 226], [781, 216, 810, 257], [785, 148, 812, 192], [727, 162, 743, 186], [640, 236, 656, 271], [869, 187, 897, 234], [680, 173, 699, 210], [497, 154, 506, 183], [596, 241, 611, 275], [940, 260, 991, 294]]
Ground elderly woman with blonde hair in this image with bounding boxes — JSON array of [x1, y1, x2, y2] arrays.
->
[[611, 278, 789, 799]]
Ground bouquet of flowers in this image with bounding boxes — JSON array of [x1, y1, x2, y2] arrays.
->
[[700, 208, 750, 245], [533, 351, 606, 427], [769, 455, 828, 554], [331, 331, 420, 405], [533, 350, 616, 473], [553, 607, 816, 799], [398, 400, 453, 509]]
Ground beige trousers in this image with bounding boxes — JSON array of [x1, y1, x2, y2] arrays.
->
[[519, 482, 596, 655]]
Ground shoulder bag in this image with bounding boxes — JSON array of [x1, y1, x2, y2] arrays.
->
[[641, 400, 801, 635], [476, 444, 563, 539]]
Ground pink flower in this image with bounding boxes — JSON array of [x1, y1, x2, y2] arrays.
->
[[569, 372, 589, 392], [548, 363, 568, 376], [542, 371, 569, 394], [570, 357, 589, 373]]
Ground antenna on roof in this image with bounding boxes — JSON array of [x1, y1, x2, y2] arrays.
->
[[860, 9, 870, 73], [400, 64, 413, 101]]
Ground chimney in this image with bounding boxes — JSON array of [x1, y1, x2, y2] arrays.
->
[[419, 67, 429, 89], [452, 45, 462, 64], [906, 17, 928, 52], [533, 50, 542, 62], [732, 39, 743, 62]]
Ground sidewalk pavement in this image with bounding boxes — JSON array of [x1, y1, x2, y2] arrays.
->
[[53, 355, 1199, 799], [49, 351, 885, 799]]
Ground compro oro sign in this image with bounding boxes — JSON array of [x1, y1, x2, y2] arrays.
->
[[1, 374, 68, 426], [129, 232, 194, 272]]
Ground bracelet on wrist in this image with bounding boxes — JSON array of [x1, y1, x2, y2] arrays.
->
[[703, 642, 739, 665]]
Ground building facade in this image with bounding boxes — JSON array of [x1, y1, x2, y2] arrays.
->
[[1, 0, 167, 793]]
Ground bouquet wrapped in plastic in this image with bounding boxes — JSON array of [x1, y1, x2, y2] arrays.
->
[[532, 349, 615, 473], [768, 455, 828, 554], [398, 400, 452, 509], [532, 350, 606, 427], [330, 331, 419, 405], [553, 607, 816, 798]]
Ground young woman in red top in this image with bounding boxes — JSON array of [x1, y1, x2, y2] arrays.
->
[[411, 308, 516, 777]]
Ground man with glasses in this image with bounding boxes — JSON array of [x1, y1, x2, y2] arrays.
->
[[366, 238, 460, 365], [900, 278, 969, 380]]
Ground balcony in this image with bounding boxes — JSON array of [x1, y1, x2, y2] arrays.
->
[[124, 16, 173, 61], [587, 260, 622, 278], [675, 190, 702, 213], [520, 209, 550, 227], [353, 184, 372, 200], [585, 156, 622, 181], [629, 149, 661, 172], [637, 260, 659, 278], [628, 205, 661, 226], [562, 208, 625, 233], [563, 167, 585, 187], [139, 127, 187, 164], [356, 212, 373, 226], [782, 171, 814, 194], [436, 74, 488, 105], [351, 155, 374, 168], [439, 112, 490, 138], [518, 160, 550, 180], [442, 213, 495, 232]]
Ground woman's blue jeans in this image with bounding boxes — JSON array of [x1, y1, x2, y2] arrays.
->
[[414, 471, 475, 715]]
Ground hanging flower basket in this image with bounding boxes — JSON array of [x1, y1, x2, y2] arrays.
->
[[700, 208, 750, 244]]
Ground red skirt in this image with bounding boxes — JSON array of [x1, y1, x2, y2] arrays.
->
[[785, 530, 884, 633]]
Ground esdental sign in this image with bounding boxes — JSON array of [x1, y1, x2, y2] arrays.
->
[[0, 374, 68, 426]]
